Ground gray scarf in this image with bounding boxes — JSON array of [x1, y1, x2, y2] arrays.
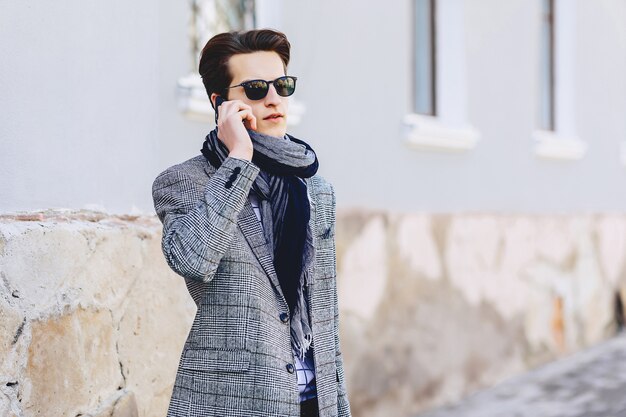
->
[[201, 127, 318, 360]]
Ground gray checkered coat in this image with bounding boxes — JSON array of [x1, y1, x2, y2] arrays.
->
[[152, 155, 352, 417]]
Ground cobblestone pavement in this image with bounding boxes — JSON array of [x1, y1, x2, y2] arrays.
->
[[417, 333, 626, 417]]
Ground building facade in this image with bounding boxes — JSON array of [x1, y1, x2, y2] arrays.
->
[[1, 1, 625, 416]]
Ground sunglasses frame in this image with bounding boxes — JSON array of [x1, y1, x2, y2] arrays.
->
[[226, 75, 298, 100]]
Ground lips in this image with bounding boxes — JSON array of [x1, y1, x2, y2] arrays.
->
[[263, 113, 283, 120]]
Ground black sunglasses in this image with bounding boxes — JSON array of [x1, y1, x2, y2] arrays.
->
[[226, 75, 297, 100]]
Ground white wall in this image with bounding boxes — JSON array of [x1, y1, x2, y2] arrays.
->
[[0, 1, 205, 215], [2, 0, 625, 214]]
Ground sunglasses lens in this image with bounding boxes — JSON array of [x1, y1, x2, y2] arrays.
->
[[243, 80, 269, 100], [274, 76, 296, 97]]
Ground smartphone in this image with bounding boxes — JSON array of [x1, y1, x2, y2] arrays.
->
[[214, 96, 225, 124]]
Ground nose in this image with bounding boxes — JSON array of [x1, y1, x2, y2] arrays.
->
[[263, 83, 281, 106]]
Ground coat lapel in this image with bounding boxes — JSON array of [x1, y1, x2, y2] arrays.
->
[[236, 200, 286, 303]]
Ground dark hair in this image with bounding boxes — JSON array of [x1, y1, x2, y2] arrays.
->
[[199, 29, 291, 109]]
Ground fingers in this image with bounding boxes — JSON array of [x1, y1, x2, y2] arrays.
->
[[217, 100, 257, 130], [238, 109, 257, 130], [218, 100, 251, 120]]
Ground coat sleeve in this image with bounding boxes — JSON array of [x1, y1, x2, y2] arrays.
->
[[329, 182, 352, 417], [152, 157, 260, 282]]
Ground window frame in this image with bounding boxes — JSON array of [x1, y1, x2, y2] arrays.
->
[[404, 0, 480, 153], [533, 0, 587, 161]]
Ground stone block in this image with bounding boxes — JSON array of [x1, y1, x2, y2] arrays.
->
[[24, 307, 123, 416]]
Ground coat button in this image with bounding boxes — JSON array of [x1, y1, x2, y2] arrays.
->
[[279, 312, 289, 323], [228, 167, 241, 181], [286, 363, 295, 373]]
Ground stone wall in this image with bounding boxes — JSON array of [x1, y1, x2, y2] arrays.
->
[[336, 211, 626, 417], [0, 211, 195, 417], [1, 210, 625, 416]]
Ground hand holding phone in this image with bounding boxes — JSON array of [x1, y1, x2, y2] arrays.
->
[[214, 96, 254, 129], [213, 96, 256, 161]]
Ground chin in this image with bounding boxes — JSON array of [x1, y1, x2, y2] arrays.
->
[[257, 125, 286, 138]]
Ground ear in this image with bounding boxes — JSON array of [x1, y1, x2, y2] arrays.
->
[[210, 93, 219, 110]]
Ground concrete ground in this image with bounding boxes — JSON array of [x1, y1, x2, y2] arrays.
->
[[417, 333, 626, 417]]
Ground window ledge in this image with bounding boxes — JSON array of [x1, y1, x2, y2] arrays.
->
[[176, 73, 213, 123], [403, 114, 480, 152], [176, 73, 305, 125], [532, 130, 587, 160]]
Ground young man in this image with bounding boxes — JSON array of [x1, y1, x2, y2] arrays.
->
[[152, 29, 351, 417]]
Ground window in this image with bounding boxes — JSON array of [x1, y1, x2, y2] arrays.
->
[[539, 0, 555, 131], [404, 0, 479, 152], [413, 0, 437, 116], [533, 0, 586, 160], [189, 0, 256, 72]]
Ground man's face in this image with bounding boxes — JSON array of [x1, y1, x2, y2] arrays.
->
[[216, 51, 290, 138]]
